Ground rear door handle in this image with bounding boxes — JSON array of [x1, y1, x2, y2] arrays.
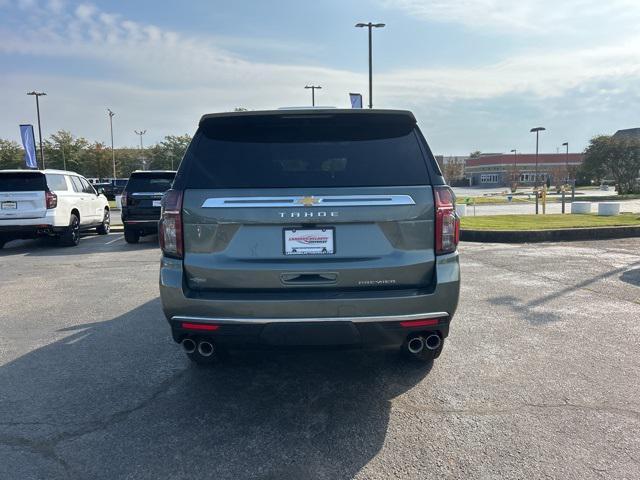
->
[[281, 272, 338, 285]]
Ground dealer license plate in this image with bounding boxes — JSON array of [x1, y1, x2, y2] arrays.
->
[[1, 201, 17, 209], [284, 228, 335, 255]]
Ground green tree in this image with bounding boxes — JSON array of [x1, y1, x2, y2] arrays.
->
[[0, 139, 24, 169], [147, 134, 191, 170], [43, 130, 89, 173], [581, 135, 640, 193]]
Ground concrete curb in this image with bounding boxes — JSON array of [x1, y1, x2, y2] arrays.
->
[[461, 225, 640, 243]]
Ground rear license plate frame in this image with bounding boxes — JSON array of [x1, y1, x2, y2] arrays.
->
[[283, 227, 335, 256], [1, 201, 17, 210]]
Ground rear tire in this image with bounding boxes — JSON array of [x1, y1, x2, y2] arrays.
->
[[0, 238, 6, 249], [60, 214, 80, 247], [124, 227, 140, 244], [96, 208, 110, 235]]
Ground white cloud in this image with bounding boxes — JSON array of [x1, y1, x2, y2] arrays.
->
[[382, 0, 640, 33]]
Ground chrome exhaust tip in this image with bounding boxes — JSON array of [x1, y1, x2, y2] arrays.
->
[[182, 338, 196, 354], [425, 334, 442, 351], [197, 340, 214, 357], [407, 336, 424, 354]]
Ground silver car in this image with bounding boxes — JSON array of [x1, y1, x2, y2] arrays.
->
[[159, 109, 460, 365]]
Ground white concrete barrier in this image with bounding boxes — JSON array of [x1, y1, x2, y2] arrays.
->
[[597, 202, 620, 216], [115, 195, 122, 209], [571, 202, 592, 214], [456, 204, 467, 217]]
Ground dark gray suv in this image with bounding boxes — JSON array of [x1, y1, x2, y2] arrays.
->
[[159, 109, 460, 365]]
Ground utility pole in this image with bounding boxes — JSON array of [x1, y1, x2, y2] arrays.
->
[[304, 85, 322, 106], [27, 91, 46, 169], [355, 22, 385, 109], [108, 109, 116, 178], [510, 149, 517, 186], [134, 130, 147, 170]]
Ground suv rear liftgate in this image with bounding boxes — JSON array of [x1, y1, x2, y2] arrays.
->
[[159, 109, 460, 364]]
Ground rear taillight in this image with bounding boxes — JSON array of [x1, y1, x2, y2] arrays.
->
[[434, 186, 460, 255], [159, 189, 183, 259], [120, 192, 128, 207], [45, 191, 57, 209]]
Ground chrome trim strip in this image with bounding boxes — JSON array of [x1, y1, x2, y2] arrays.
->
[[201, 195, 416, 208], [131, 192, 165, 197], [172, 312, 448, 325]]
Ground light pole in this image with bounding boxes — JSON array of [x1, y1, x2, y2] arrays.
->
[[530, 127, 546, 214], [530, 127, 546, 188], [562, 141, 569, 183], [27, 91, 46, 169], [60, 142, 66, 171], [134, 130, 147, 170], [304, 85, 322, 106], [108, 109, 116, 179], [355, 22, 385, 109], [510, 149, 517, 186]]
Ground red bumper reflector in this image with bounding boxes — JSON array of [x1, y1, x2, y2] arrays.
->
[[181, 322, 220, 331], [399, 318, 440, 328]]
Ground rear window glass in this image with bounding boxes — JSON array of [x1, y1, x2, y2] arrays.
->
[[0, 172, 46, 192], [45, 174, 68, 191], [125, 173, 175, 192], [185, 115, 430, 188]]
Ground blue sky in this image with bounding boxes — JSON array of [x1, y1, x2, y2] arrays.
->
[[1, 0, 639, 155]]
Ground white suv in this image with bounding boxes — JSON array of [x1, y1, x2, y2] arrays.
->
[[0, 169, 110, 248]]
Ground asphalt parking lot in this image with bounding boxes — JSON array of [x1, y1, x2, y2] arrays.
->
[[0, 234, 639, 479]]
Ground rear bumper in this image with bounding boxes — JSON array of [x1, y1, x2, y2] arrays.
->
[[159, 251, 460, 347], [123, 219, 159, 231], [0, 214, 63, 238]]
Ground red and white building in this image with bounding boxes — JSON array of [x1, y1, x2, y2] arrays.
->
[[465, 153, 584, 186]]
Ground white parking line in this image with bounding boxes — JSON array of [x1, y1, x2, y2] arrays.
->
[[66, 332, 92, 344], [105, 235, 124, 245]]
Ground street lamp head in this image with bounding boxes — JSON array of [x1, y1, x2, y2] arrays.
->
[[27, 91, 46, 96], [107, 108, 115, 117], [510, 149, 517, 153], [373, 23, 386, 28], [530, 127, 546, 133], [355, 23, 367, 27], [562, 142, 568, 146]]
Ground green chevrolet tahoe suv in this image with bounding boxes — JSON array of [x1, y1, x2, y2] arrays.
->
[[159, 109, 460, 365]]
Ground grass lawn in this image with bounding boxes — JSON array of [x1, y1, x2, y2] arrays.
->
[[462, 196, 531, 205], [460, 213, 640, 231]]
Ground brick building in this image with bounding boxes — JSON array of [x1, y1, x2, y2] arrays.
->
[[465, 153, 584, 187]]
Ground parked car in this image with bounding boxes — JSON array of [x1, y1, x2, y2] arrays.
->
[[159, 109, 460, 365], [100, 178, 128, 200], [0, 169, 110, 248], [121, 170, 176, 243]]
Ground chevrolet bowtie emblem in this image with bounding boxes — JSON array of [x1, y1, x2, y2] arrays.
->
[[298, 196, 320, 207]]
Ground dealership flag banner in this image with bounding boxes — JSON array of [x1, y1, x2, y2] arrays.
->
[[349, 93, 363, 109], [19, 124, 38, 169]]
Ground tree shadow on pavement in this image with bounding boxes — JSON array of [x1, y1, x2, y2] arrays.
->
[[0, 233, 158, 257], [488, 295, 563, 325], [620, 268, 640, 286], [0, 300, 431, 480]]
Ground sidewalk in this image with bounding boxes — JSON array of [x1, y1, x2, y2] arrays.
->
[[463, 199, 640, 216]]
